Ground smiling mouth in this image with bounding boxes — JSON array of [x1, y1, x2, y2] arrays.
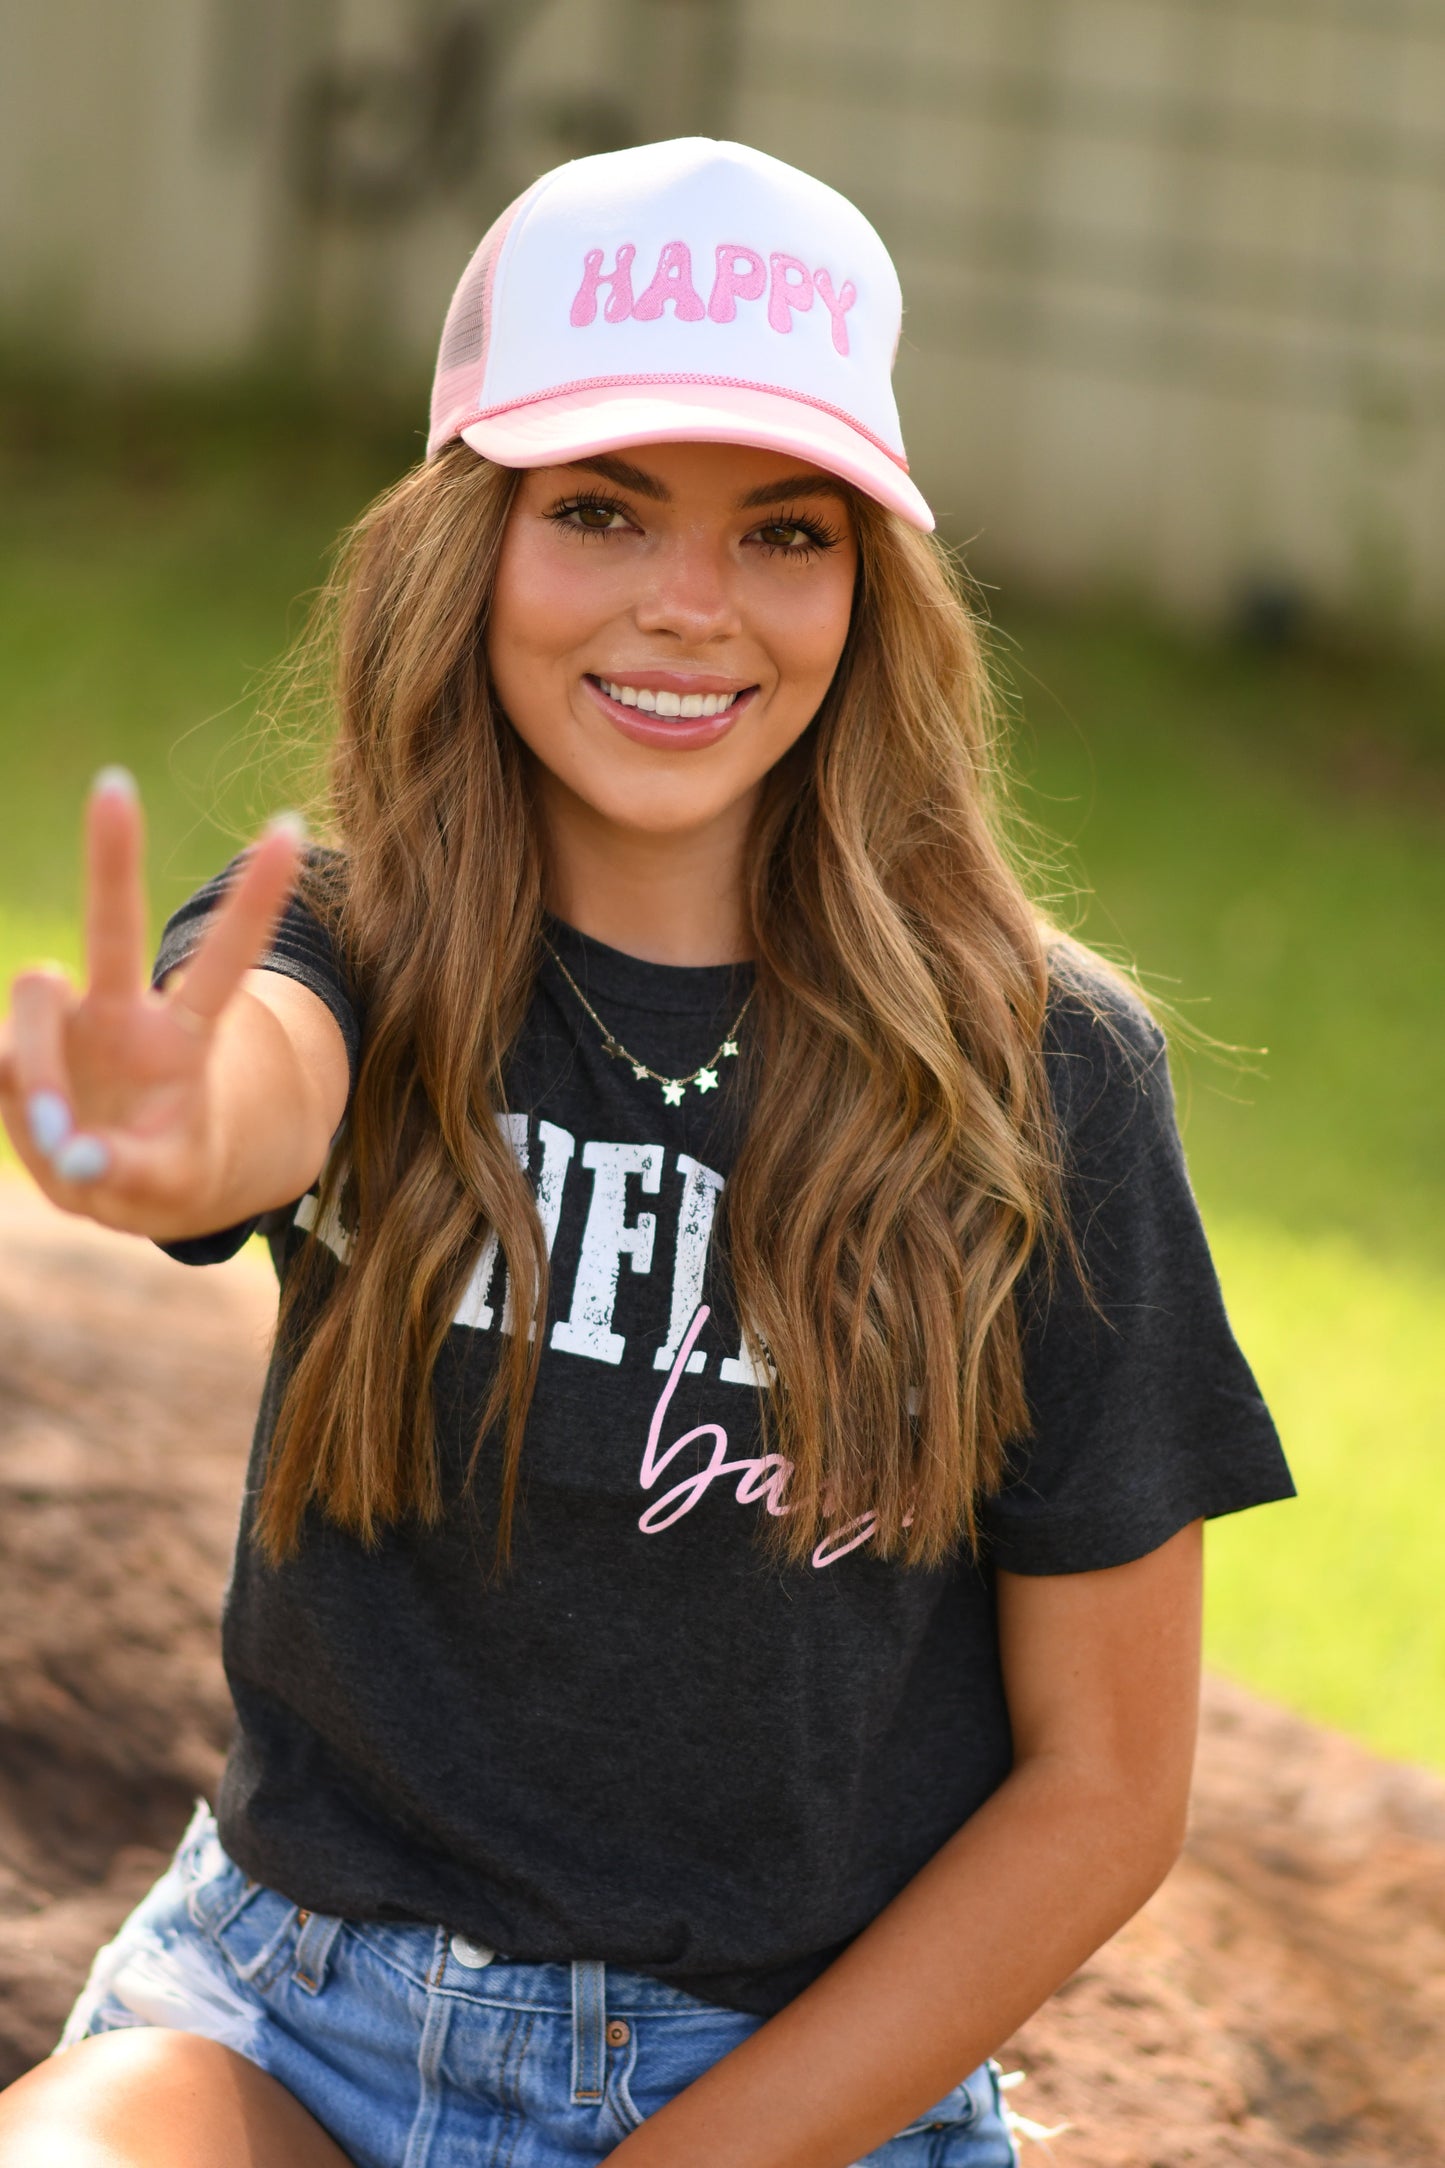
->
[[588, 676, 753, 719]]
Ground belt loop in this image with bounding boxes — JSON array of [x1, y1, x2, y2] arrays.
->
[[570, 1959, 606, 2103], [291, 1909, 344, 1995]]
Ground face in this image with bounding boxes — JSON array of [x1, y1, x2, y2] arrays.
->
[[486, 440, 859, 870]]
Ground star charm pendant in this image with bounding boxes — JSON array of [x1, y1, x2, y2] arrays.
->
[[694, 1068, 719, 1094], [662, 1080, 685, 1106], [720, 1040, 739, 1058], [632, 1064, 649, 1080]]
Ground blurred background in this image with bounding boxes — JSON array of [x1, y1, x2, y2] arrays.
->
[[2, 0, 1441, 1768]]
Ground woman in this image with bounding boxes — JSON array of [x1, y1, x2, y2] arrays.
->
[[0, 139, 1293, 2167]]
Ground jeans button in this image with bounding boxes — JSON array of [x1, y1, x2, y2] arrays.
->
[[450, 1933, 495, 1969], [606, 2019, 630, 2047]]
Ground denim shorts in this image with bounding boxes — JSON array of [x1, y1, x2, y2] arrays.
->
[[54, 1799, 1019, 2168]]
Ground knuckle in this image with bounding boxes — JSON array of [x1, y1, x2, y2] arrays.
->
[[11, 972, 71, 1022], [13, 960, 70, 991]]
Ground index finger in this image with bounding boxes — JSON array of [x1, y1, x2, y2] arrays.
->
[[163, 814, 307, 1030], [84, 768, 148, 1001]]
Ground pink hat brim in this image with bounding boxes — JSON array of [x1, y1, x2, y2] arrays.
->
[[458, 381, 934, 532]]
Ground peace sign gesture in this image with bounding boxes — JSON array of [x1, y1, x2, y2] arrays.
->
[[0, 769, 331, 1241]]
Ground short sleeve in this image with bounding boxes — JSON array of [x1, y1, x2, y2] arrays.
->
[[149, 847, 359, 1267], [980, 954, 1295, 1575]]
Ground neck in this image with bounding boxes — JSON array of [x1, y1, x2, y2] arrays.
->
[[538, 781, 755, 967]]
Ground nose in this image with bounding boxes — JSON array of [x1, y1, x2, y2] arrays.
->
[[631, 530, 743, 647]]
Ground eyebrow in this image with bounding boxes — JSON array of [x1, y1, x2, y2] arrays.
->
[[734, 474, 855, 510], [563, 455, 854, 511], [565, 455, 669, 499]]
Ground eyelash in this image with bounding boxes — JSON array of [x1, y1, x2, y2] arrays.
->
[[545, 492, 841, 559], [751, 507, 842, 560]]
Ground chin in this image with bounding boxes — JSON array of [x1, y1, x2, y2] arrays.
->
[[585, 782, 745, 839]]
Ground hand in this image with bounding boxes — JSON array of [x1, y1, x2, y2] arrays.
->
[[0, 767, 305, 1238]]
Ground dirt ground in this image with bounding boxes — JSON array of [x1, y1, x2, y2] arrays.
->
[[1, 1178, 1442, 2166]]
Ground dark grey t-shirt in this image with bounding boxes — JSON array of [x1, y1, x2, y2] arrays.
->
[[153, 858, 1293, 2016]]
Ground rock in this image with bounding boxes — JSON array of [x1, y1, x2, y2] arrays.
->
[[0, 1178, 273, 2078], [1, 1178, 1442, 2163]]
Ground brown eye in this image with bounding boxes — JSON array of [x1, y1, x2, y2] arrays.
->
[[749, 516, 835, 555], [548, 497, 632, 536]]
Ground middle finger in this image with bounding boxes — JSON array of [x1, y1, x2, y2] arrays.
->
[[165, 814, 305, 1029]]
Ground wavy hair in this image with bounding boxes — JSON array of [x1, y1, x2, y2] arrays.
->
[[254, 443, 1097, 1571]]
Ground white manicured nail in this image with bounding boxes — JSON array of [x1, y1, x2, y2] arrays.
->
[[92, 765, 139, 800], [53, 1134, 110, 1184], [265, 810, 308, 845], [27, 1091, 73, 1156]]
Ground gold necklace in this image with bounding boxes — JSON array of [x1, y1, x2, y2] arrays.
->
[[543, 940, 754, 1105]]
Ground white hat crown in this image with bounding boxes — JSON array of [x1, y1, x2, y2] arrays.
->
[[429, 138, 931, 530]]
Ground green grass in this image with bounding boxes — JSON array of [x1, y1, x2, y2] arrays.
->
[[0, 375, 412, 952], [991, 604, 1445, 1768], [3, 383, 1442, 1771], [1202, 1217, 1444, 1769], [996, 606, 1444, 1268]]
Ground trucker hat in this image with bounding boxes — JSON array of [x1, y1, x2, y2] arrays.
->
[[427, 137, 934, 532]]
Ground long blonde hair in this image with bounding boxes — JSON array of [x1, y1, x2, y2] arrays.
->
[[255, 443, 1093, 1571]]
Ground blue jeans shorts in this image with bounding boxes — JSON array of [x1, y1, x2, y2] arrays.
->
[[54, 1800, 1019, 2168]]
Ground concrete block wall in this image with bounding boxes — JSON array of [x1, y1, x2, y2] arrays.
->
[[2, 0, 1440, 633]]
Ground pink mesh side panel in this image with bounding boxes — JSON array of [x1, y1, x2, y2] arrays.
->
[[428, 180, 544, 458]]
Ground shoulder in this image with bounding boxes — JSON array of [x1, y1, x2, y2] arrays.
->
[[162, 840, 347, 922], [155, 842, 359, 1052], [297, 841, 348, 889], [1041, 936, 1174, 1171], [292, 841, 350, 927]]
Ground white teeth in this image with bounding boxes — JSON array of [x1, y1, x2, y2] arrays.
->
[[598, 679, 743, 717]]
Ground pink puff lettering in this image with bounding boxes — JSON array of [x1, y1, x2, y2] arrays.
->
[[569, 242, 857, 355], [814, 269, 857, 356], [570, 243, 638, 326], [708, 244, 766, 322], [767, 252, 812, 334], [633, 239, 707, 322], [639, 1305, 897, 1569]]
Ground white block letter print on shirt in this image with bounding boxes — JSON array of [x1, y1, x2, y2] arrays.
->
[[653, 1154, 725, 1374], [550, 1142, 664, 1364], [454, 1118, 575, 1337]]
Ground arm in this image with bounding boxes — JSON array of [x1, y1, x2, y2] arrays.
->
[[155, 966, 350, 1233], [0, 774, 350, 1243], [607, 1519, 1204, 2168]]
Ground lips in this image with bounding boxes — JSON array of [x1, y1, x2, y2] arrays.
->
[[582, 673, 757, 749]]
